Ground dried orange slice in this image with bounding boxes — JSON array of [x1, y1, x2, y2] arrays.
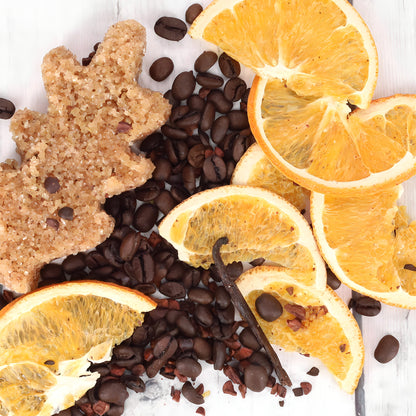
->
[[159, 185, 326, 288], [231, 143, 310, 212], [0, 281, 156, 415], [236, 265, 364, 393], [249, 82, 416, 193], [311, 187, 416, 308], [190, 0, 377, 107]]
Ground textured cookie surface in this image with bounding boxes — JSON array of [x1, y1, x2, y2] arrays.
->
[[0, 20, 170, 293]]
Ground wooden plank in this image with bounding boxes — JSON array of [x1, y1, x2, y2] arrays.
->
[[349, 1, 416, 415]]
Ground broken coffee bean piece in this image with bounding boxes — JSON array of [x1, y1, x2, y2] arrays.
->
[[306, 366, 320, 376]]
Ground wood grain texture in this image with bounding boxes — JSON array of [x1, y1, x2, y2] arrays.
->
[[0, 1, 415, 415]]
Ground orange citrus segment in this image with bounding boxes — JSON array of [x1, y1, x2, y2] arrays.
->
[[231, 143, 310, 212], [190, 0, 377, 107], [250, 78, 416, 193], [311, 187, 416, 307], [236, 265, 364, 393], [159, 185, 326, 288], [0, 281, 156, 415]]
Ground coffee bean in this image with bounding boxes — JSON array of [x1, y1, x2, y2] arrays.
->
[[58, 206, 74, 221], [161, 124, 188, 140], [374, 335, 400, 363], [176, 357, 202, 378], [213, 340, 226, 370], [228, 110, 249, 130], [218, 53, 241, 78], [187, 95, 206, 113], [225, 261, 243, 278], [207, 90, 233, 114], [154, 17, 187, 41], [175, 111, 201, 131], [215, 286, 231, 309], [171, 185, 191, 203], [194, 51, 218, 73], [326, 268, 341, 290], [135, 180, 162, 202], [44, 176, 60, 194], [172, 71, 196, 100], [193, 337, 212, 360], [0, 97, 15, 119], [62, 253, 86, 273], [149, 57, 174, 81], [154, 190, 176, 215], [132, 326, 152, 346], [239, 328, 260, 351], [249, 351, 273, 376], [187, 143, 206, 168], [216, 303, 235, 325], [133, 204, 158, 233], [176, 315, 198, 337], [41, 263, 64, 280], [163, 89, 180, 107], [166, 261, 189, 281], [182, 381, 205, 405], [203, 155, 226, 183], [140, 132, 164, 154], [188, 287, 214, 305], [196, 72, 224, 89], [122, 374, 145, 393], [186, 3, 203, 24], [153, 158, 172, 182], [255, 293, 283, 321], [353, 296, 381, 317], [404, 263, 416, 271], [211, 116, 229, 144], [194, 304, 215, 327], [224, 78, 247, 102], [244, 363, 268, 392], [98, 380, 128, 406], [119, 231, 141, 261], [199, 101, 216, 131], [159, 281, 186, 299]]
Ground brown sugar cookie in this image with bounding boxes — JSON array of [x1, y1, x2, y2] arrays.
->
[[0, 20, 171, 293]]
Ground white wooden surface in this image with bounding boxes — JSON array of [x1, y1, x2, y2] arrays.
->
[[0, 1, 415, 415]]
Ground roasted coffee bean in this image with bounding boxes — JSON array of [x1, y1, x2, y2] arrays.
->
[[182, 164, 197, 193], [404, 263, 416, 271], [187, 143, 206, 168], [211, 116, 229, 144], [161, 124, 188, 140], [218, 53, 241, 78], [132, 326, 152, 346], [354, 296, 381, 317], [166, 261, 189, 281], [153, 334, 173, 357], [135, 180, 161, 201], [228, 110, 249, 130], [62, 253, 86, 273], [159, 281, 186, 299], [140, 132, 164, 154], [199, 101, 216, 131], [207, 90, 233, 113], [193, 337, 212, 360], [239, 327, 261, 351], [154, 190, 176, 215], [326, 268, 341, 290], [194, 304, 214, 327], [224, 77, 247, 102], [170, 105, 190, 124], [172, 71, 196, 100], [154, 17, 187, 41], [175, 111, 201, 130], [249, 351, 273, 376], [152, 158, 172, 181], [149, 57, 174, 81], [194, 51, 218, 73], [187, 94, 206, 113], [41, 263, 64, 280], [119, 231, 142, 261], [196, 72, 224, 89], [133, 203, 159, 232], [213, 340, 227, 370], [106, 406, 124, 416], [225, 261, 243, 278], [216, 303, 235, 325], [182, 381, 205, 405], [186, 3, 203, 24], [58, 206, 74, 220], [215, 286, 231, 309], [198, 129, 210, 146], [203, 155, 227, 183], [164, 89, 180, 107], [255, 293, 283, 322], [171, 185, 191, 202], [177, 315, 198, 337], [113, 344, 135, 360], [244, 363, 268, 392], [121, 374, 145, 393], [0, 97, 15, 119], [374, 335, 400, 363], [188, 287, 214, 305], [44, 176, 60, 194], [98, 380, 128, 406], [176, 357, 202, 378]]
